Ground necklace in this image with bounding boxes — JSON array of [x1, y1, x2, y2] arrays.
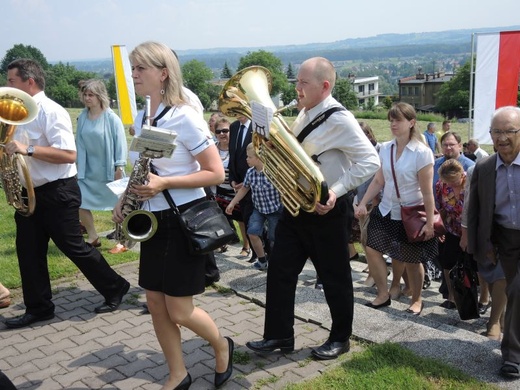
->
[[217, 143, 229, 161]]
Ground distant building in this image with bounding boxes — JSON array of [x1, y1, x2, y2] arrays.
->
[[349, 75, 380, 107], [398, 68, 453, 112]]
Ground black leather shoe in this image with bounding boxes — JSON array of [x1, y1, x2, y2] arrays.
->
[[5, 312, 55, 329], [246, 337, 294, 354], [95, 280, 130, 313], [215, 336, 234, 388], [311, 339, 350, 360], [365, 296, 391, 309], [478, 302, 490, 315], [174, 373, 192, 390]]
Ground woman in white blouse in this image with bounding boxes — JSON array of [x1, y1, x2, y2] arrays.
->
[[355, 103, 438, 316]]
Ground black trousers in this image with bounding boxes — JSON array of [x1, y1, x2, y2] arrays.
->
[[263, 195, 353, 342], [15, 177, 126, 316], [494, 224, 520, 363]]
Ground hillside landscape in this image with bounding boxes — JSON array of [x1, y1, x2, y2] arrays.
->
[[65, 25, 519, 97]]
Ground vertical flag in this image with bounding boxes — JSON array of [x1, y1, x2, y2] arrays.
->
[[111, 45, 137, 126], [473, 31, 520, 144]]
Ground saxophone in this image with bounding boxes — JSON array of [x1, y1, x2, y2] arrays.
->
[[114, 96, 161, 246], [0, 87, 39, 216], [114, 155, 158, 247]]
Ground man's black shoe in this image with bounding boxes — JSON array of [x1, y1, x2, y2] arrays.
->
[[5, 312, 55, 329], [246, 337, 294, 354], [95, 280, 130, 313], [311, 339, 350, 360]]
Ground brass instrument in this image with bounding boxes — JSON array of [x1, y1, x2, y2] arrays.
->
[[218, 66, 328, 216], [0, 87, 38, 216], [115, 95, 160, 244], [115, 155, 158, 244]]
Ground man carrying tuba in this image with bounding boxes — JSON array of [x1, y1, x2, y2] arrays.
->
[[245, 57, 380, 360], [3, 59, 130, 329]]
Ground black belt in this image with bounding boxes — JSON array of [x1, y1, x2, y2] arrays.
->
[[34, 176, 77, 192]]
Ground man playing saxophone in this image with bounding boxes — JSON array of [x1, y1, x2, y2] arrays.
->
[[3, 59, 130, 329], [246, 57, 380, 360]]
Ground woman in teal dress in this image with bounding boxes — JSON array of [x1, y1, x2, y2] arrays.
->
[[76, 79, 127, 247]]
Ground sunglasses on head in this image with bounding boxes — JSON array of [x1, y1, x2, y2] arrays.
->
[[215, 129, 229, 134]]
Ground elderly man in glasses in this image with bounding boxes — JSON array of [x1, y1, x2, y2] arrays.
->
[[467, 106, 520, 379]]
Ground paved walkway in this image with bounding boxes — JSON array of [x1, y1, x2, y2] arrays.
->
[[0, 243, 517, 389]]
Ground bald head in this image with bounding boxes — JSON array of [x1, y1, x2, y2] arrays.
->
[[301, 57, 336, 90]]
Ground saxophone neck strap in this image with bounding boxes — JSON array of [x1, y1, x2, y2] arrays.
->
[[141, 106, 172, 127], [296, 106, 346, 143]]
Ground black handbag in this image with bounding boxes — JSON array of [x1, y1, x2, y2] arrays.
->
[[449, 252, 480, 320], [162, 189, 236, 255]]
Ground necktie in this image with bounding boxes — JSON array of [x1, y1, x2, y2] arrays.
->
[[237, 124, 246, 148]]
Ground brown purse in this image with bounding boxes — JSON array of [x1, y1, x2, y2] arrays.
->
[[390, 144, 445, 243]]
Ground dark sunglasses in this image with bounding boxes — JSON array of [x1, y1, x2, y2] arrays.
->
[[215, 129, 229, 134]]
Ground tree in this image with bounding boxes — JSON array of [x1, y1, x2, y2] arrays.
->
[[220, 62, 233, 79], [286, 63, 295, 79], [382, 96, 394, 109], [436, 60, 472, 117], [45, 63, 97, 107], [182, 60, 217, 110], [332, 78, 358, 110], [280, 83, 298, 115], [1, 44, 49, 74], [237, 50, 287, 95]]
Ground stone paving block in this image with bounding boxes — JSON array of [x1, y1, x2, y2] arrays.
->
[[13, 333, 54, 354]]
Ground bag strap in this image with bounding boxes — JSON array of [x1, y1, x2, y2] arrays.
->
[[141, 106, 172, 127], [296, 106, 346, 143], [390, 144, 402, 202]]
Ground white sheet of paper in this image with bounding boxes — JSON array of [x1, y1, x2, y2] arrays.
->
[[106, 177, 129, 197], [251, 101, 273, 138]]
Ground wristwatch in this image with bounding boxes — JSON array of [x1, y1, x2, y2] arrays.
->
[[26, 145, 35, 157]]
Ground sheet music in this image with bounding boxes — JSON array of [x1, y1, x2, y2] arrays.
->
[[106, 177, 130, 197], [129, 125, 178, 158], [251, 101, 273, 139]]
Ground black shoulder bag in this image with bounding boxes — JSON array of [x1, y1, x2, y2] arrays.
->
[[161, 190, 236, 255]]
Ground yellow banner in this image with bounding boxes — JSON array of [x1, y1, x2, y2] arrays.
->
[[111, 45, 136, 125]]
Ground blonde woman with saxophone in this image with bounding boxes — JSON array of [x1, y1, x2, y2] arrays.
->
[[114, 41, 232, 390]]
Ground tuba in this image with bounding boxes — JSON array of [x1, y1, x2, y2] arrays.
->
[[218, 66, 328, 216], [0, 87, 38, 216]]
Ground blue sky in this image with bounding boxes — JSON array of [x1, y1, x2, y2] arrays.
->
[[2, 0, 519, 61]]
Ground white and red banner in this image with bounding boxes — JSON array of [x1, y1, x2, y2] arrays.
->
[[473, 31, 520, 144], [111, 45, 137, 126]]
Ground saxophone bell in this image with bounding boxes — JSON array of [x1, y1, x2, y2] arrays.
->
[[121, 209, 158, 242]]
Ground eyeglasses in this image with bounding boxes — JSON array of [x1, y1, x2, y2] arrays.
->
[[215, 129, 229, 135], [489, 128, 520, 137], [441, 143, 459, 148]]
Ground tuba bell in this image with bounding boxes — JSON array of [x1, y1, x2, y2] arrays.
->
[[0, 87, 38, 216], [218, 66, 328, 216]]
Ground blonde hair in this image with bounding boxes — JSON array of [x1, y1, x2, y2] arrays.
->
[[129, 41, 186, 107], [78, 79, 110, 110], [438, 159, 464, 183], [246, 142, 257, 157]]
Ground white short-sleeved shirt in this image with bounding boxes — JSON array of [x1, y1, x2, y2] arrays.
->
[[16, 91, 77, 187], [378, 138, 434, 220], [130, 103, 213, 211]]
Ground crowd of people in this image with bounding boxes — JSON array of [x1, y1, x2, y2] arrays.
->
[[2, 48, 519, 388]]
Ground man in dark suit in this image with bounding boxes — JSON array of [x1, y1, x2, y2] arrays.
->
[[228, 115, 256, 261], [467, 106, 520, 379]]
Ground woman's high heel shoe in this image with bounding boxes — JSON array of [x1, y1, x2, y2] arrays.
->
[[215, 337, 234, 388], [174, 373, 192, 390]]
